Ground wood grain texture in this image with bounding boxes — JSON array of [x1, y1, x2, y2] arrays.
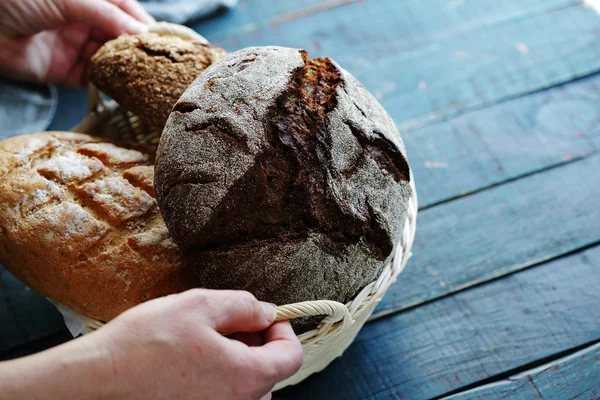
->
[[278, 245, 600, 400], [406, 73, 600, 208], [209, 1, 600, 131], [443, 342, 600, 400], [374, 152, 600, 319], [202, 0, 574, 41], [0, 269, 64, 350], [195, 0, 354, 38]]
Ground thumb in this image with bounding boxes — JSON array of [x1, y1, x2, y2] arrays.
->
[[60, 0, 148, 37], [184, 289, 277, 334]]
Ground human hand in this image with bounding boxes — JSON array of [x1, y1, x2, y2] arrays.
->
[[99, 289, 304, 400], [0, 0, 154, 86], [0, 289, 303, 400]]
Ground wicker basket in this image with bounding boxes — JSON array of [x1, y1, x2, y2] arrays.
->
[[60, 22, 418, 390]]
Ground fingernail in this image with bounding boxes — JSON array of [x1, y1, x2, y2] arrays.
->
[[261, 302, 276, 323]]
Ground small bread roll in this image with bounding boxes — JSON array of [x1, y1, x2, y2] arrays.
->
[[0, 132, 199, 322], [90, 32, 227, 131]]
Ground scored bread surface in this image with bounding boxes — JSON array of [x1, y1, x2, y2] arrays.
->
[[90, 32, 227, 131], [0, 132, 199, 321]]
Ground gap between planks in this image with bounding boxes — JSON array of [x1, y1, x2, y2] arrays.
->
[[436, 339, 600, 400], [207, 0, 361, 36], [369, 238, 600, 322], [268, 0, 361, 26], [370, 150, 600, 321], [400, 67, 600, 134], [416, 150, 599, 213]]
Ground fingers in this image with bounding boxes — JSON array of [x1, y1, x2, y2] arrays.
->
[[82, 40, 103, 61], [75, 39, 103, 86], [105, 0, 155, 24], [229, 332, 264, 347], [251, 321, 304, 382], [90, 26, 110, 42], [60, 0, 148, 37], [182, 289, 277, 334]]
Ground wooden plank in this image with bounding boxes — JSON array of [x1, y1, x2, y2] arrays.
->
[[374, 152, 600, 319], [0, 269, 64, 350], [210, 2, 600, 130], [443, 342, 600, 400], [195, 0, 347, 38], [406, 73, 600, 208], [278, 245, 600, 400], [202, 0, 573, 41]]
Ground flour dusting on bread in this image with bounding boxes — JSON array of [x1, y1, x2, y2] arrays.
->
[[37, 152, 104, 183], [0, 132, 199, 322], [78, 142, 147, 164]]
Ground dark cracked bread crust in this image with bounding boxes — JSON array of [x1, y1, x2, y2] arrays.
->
[[90, 32, 227, 131], [155, 46, 412, 315]]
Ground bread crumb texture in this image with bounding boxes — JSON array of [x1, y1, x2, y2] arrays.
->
[[90, 33, 228, 130], [156, 47, 412, 317], [0, 132, 200, 321]]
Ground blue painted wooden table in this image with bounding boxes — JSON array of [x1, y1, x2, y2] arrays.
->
[[1, 1, 600, 398]]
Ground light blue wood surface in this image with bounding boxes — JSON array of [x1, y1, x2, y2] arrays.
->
[[279, 245, 600, 400], [192, 0, 329, 37], [443, 343, 600, 400], [373, 152, 600, 319], [404, 73, 600, 208]]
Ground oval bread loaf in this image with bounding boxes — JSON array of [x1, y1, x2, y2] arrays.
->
[[0, 132, 199, 321], [90, 32, 227, 131]]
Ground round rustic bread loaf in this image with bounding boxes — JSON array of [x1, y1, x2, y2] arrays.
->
[[0, 132, 200, 321], [90, 32, 227, 131], [155, 47, 412, 309]]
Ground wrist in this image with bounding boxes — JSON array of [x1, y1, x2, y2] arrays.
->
[[0, 330, 121, 400]]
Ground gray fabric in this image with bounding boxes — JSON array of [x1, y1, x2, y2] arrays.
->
[[142, 0, 237, 24], [0, 0, 236, 138], [0, 77, 57, 140]]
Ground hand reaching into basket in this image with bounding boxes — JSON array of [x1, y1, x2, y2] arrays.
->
[[0, 0, 154, 87], [0, 289, 304, 400]]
